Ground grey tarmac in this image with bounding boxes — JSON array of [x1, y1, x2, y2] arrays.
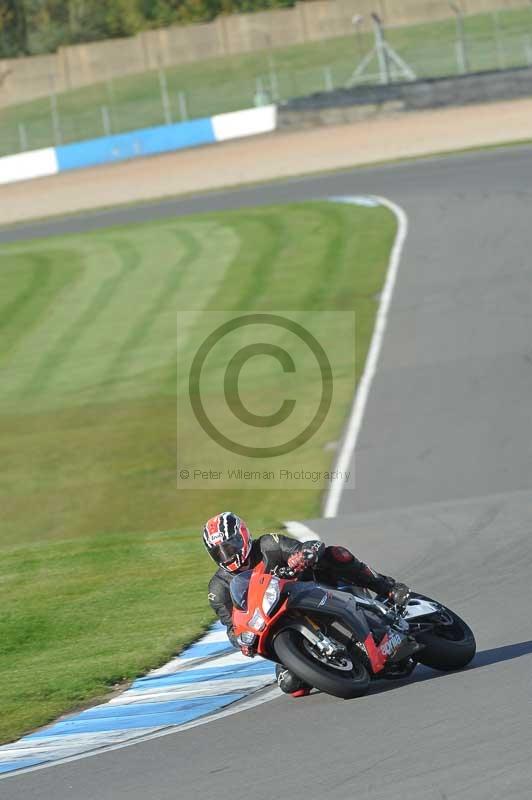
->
[[3, 145, 532, 799]]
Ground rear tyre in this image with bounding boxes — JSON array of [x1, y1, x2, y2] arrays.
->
[[274, 628, 370, 699], [415, 605, 476, 671]]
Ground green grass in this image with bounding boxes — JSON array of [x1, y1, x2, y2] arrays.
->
[[2, 6, 532, 156], [0, 530, 215, 745], [0, 200, 396, 743]]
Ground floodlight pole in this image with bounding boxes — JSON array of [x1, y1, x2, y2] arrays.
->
[[347, 13, 415, 87], [449, 2, 470, 74], [352, 14, 364, 65], [371, 13, 391, 85]]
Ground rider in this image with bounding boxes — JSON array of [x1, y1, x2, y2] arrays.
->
[[204, 512, 410, 697]]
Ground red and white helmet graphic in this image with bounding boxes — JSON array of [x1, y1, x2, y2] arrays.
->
[[203, 512, 252, 573]]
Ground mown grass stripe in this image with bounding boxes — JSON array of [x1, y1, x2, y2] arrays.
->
[[0, 251, 83, 364], [302, 203, 347, 309], [21, 237, 143, 398], [96, 228, 201, 399], [0, 255, 52, 334], [230, 214, 285, 310]]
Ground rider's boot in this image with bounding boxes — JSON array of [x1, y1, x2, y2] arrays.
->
[[276, 664, 312, 697]]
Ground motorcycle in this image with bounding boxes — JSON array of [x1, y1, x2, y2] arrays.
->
[[231, 561, 476, 699]]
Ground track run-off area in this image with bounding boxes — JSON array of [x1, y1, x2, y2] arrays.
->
[[2, 145, 532, 799]]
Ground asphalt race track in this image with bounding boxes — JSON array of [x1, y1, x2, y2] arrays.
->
[[3, 146, 532, 799]]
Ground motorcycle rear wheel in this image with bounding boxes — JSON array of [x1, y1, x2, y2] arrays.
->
[[274, 628, 370, 699]]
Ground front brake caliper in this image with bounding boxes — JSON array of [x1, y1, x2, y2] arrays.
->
[[315, 631, 345, 658]]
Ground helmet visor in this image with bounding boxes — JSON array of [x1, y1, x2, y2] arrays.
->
[[209, 533, 246, 568]]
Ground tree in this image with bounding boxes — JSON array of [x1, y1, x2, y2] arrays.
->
[[140, 0, 179, 27], [0, 0, 302, 56], [105, 0, 145, 37], [0, 0, 29, 56]]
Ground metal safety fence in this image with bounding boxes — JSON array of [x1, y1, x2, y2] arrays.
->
[[1, 6, 531, 158]]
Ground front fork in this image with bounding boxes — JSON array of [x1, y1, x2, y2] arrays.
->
[[288, 615, 400, 674], [284, 618, 348, 660]]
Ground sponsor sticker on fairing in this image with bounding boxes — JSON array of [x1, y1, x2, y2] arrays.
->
[[379, 631, 403, 657]]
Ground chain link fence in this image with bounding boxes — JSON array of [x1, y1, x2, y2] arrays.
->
[[1, 8, 532, 157]]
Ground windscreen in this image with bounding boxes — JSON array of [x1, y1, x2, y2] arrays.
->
[[230, 570, 252, 611]]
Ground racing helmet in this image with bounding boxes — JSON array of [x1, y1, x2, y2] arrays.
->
[[203, 512, 252, 573]]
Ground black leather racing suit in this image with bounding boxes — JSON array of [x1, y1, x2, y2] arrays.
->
[[207, 533, 397, 647]]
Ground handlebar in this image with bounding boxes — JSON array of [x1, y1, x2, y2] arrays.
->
[[273, 565, 298, 579]]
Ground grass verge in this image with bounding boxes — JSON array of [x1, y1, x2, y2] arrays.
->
[[0, 200, 396, 744]]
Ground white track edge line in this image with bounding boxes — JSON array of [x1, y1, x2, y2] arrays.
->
[[322, 195, 409, 518], [283, 521, 322, 541]]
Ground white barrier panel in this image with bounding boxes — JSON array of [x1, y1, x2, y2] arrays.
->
[[212, 105, 277, 143], [0, 148, 59, 186], [0, 106, 278, 187]]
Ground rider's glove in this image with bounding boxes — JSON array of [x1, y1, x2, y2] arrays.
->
[[388, 582, 410, 608], [287, 547, 319, 575]]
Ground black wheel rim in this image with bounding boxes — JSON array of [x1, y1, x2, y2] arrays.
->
[[435, 612, 470, 642], [297, 633, 365, 681]]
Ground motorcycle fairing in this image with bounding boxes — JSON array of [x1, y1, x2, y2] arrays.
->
[[403, 597, 441, 619], [283, 581, 373, 643], [281, 581, 396, 673]]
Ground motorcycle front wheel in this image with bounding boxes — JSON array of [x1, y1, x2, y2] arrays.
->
[[273, 628, 370, 699], [414, 600, 476, 671]]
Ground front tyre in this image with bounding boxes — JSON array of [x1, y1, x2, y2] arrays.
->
[[415, 604, 476, 671], [274, 629, 370, 699]]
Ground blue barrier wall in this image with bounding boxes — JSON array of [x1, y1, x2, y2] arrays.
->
[[55, 118, 215, 172], [0, 106, 277, 185]]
